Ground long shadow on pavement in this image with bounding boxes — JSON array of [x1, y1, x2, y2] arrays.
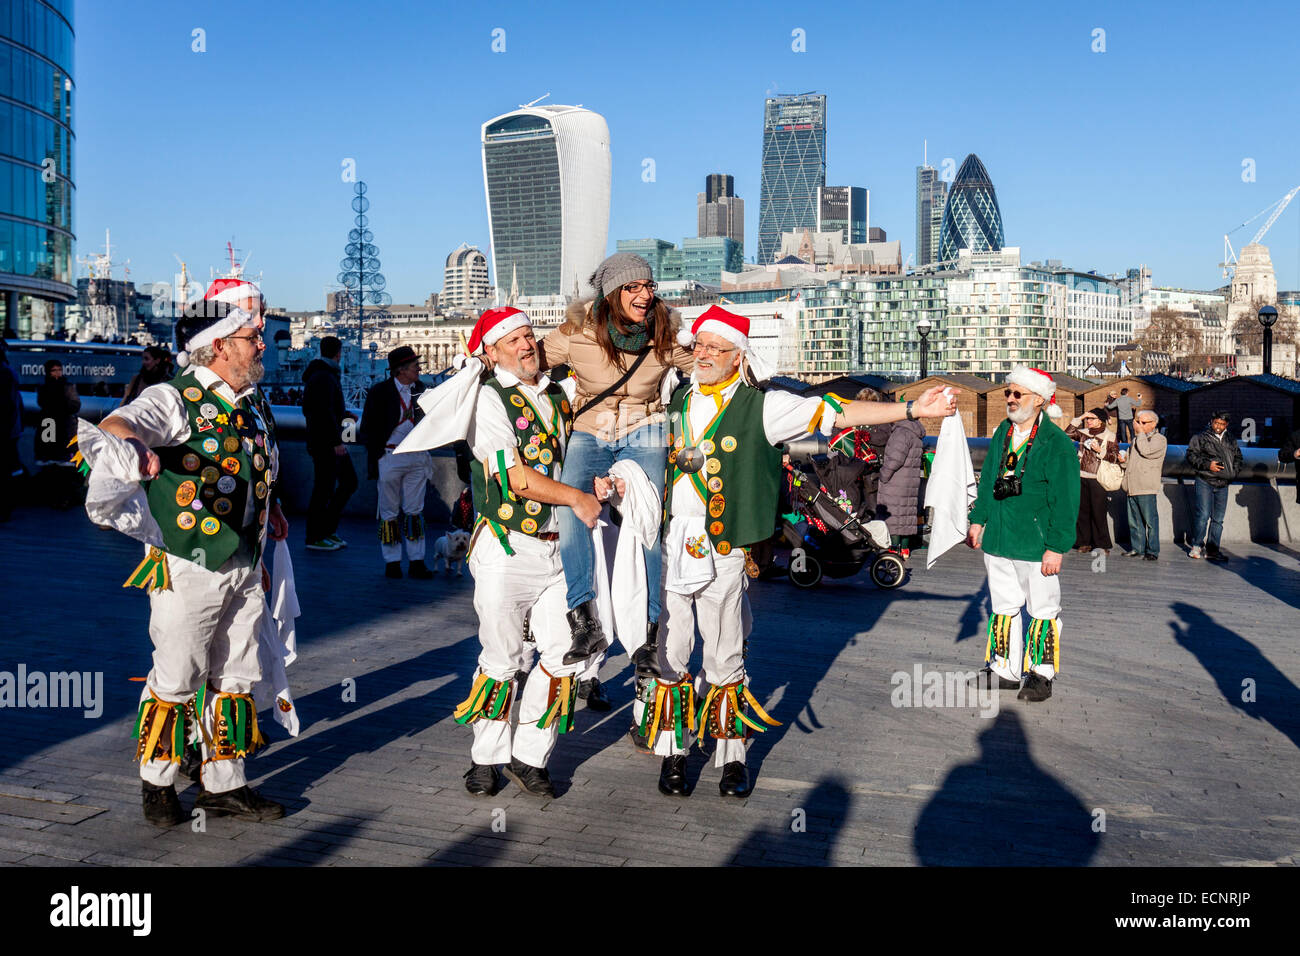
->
[[913, 709, 1101, 866], [730, 776, 852, 866], [1169, 601, 1300, 752]]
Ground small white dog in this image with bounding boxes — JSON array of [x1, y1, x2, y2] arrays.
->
[[432, 530, 472, 575]]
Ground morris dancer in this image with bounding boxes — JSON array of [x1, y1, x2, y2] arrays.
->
[[966, 366, 1080, 702], [91, 287, 287, 825], [452, 307, 605, 798], [644, 306, 956, 797], [360, 345, 434, 579]]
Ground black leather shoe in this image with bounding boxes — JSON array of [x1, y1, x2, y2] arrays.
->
[[142, 781, 186, 827], [463, 763, 500, 797], [658, 755, 690, 796], [194, 785, 285, 821], [632, 621, 662, 678], [562, 600, 609, 665], [577, 678, 611, 712], [1144, 553, 1158, 561], [407, 559, 434, 579], [503, 758, 556, 798], [1017, 673, 1054, 702], [718, 761, 751, 798], [1207, 552, 1229, 564], [385, 561, 403, 579], [998, 676, 1021, 691]]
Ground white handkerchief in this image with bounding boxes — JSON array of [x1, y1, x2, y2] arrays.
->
[[665, 515, 716, 596]]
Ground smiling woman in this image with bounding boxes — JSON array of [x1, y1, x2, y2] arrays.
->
[[536, 253, 695, 676]]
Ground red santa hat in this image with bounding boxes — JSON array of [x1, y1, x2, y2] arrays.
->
[[677, 305, 773, 382], [173, 305, 261, 368], [1006, 366, 1063, 418], [677, 304, 749, 350], [204, 277, 262, 306], [466, 306, 531, 355]]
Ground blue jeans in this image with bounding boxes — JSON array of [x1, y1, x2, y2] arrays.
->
[[557, 427, 667, 620], [1126, 493, 1159, 556], [1192, 478, 1228, 552]]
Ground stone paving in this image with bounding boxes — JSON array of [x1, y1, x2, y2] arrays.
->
[[1, 507, 1297, 867]]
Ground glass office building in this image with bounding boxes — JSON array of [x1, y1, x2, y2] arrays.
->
[[800, 276, 948, 377], [2, 0, 75, 338], [937, 154, 1003, 265], [681, 236, 741, 284], [758, 94, 826, 267], [481, 104, 609, 298], [817, 186, 867, 245], [616, 238, 682, 283], [915, 165, 947, 267]]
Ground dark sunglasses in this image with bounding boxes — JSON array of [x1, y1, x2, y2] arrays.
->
[[1004, 389, 1024, 399]]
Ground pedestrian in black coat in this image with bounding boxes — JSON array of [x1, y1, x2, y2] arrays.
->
[[301, 336, 358, 549]]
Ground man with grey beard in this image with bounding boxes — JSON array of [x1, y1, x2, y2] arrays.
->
[[98, 289, 288, 827], [966, 366, 1080, 702]]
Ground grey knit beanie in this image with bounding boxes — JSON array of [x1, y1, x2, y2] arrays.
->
[[589, 253, 653, 298]]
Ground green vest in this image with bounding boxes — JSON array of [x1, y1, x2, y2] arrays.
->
[[145, 373, 276, 569], [469, 378, 573, 543], [664, 380, 782, 554]]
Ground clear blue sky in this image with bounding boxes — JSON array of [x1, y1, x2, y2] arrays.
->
[[73, 0, 1300, 311]]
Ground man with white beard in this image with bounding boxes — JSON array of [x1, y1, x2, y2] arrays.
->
[[966, 367, 1080, 702]]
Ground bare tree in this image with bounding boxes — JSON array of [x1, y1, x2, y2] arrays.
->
[[1137, 305, 1203, 356], [1231, 295, 1299, 352]]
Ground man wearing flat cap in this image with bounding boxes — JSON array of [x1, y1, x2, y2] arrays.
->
[[359, 345, 435, 579]]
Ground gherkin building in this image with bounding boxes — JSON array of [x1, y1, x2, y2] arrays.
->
[[937, 154, 1004, 263]]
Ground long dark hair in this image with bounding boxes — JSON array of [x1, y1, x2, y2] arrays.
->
[[586, 291, 677, 370]]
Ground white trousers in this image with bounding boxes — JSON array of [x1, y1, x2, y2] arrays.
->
[[651, 547, 751, 767], [142, 552, 264, 793], [467, 531, 581, 768], [378, 450, 431, 562], [983, 553, 1061, 682]]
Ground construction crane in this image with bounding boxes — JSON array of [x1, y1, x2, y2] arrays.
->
[[1220, 185, 1300, 281]]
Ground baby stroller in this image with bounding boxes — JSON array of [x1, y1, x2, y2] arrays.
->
[[781, 459, 906, 590]]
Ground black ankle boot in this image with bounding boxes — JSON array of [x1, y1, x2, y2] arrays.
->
[[632, 621, 661, 678], [563, 600, 609, 665]]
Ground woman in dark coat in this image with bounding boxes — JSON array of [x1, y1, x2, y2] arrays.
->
[[35, 360, 79, 463], [875, 416, 926, 557], [34, 360, 82, 508]]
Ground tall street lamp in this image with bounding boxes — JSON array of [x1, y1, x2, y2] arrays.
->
[[1258, 304, 1277, 375], [917, 316, 933, 379]]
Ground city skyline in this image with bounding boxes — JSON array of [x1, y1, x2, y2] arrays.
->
[[72, 1, 1300, 312]]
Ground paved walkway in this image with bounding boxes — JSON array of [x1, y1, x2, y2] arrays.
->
[[1, 507, 1298, 866]]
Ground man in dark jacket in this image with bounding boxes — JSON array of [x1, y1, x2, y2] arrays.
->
[[302, 336, 357, 551], [1184, 409, 1243, 563], [359, 346, 434, 579]]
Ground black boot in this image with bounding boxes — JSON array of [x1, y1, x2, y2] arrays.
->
[[463, 763, 501, 797], [562, 600, 609, 665], [718, 761, 751, 798], [177, 746, 202, 784], [658, 755, 690, 796], [631, 621, 662, 679], [577, 677, 611, 712], [503, 758, 556, 798], [407, 559, 434, 579], [142, 781, 186, 827], [1017, 673, 1054, 702], [385, 561, 403, 579]]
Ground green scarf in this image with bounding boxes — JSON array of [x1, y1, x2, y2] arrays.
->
[[609, 318, 650, 353]]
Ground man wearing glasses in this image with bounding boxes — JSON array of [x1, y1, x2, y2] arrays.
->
[[643, 306, 957, 798], [97, 278, 288, 826], [966, 367, 1080, 702]]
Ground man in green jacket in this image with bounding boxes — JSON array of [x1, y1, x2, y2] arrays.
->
[[966, 367, 1080, 702]]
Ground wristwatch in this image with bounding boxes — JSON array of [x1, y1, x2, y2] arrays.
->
[[905, 400, 916, 421]]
